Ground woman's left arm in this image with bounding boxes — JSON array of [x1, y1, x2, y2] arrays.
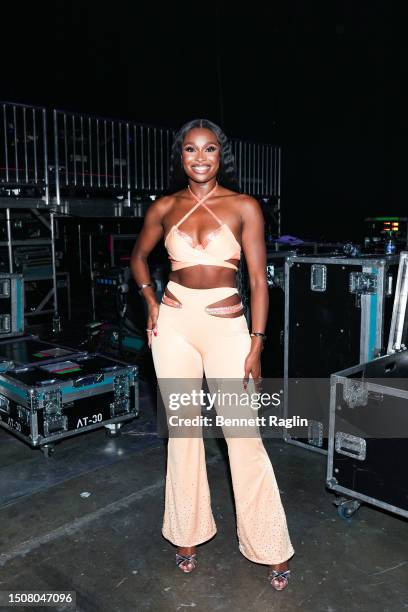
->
[[240, 195, 268, 387]]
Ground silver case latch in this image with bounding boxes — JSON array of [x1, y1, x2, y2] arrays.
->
[[343, 379, 368, 409], [349, 272, 377, 295], [111, 373, 131, 417]]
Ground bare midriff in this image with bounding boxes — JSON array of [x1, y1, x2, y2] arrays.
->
[[169, 261, 239, 289]]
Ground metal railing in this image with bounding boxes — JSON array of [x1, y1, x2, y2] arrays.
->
[[53, 110, 175, 203], [1, 101, 49, 202], [232, 139, 281, 198], [1, 101, 281, 206]]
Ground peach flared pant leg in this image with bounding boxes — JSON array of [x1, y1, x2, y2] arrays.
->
[[151, 281, 295, 565]]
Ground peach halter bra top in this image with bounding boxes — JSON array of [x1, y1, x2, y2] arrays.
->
[[164, 184, 241, 271]]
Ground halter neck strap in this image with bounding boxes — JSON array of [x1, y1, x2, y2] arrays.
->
[[175, 182, 223, 228]]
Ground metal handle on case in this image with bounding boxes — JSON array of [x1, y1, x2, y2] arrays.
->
[[0, 279, 11, 298], [73, 373, 104, 388], [335, 431, 366, 461], [386, 273, 393, 296], [38, 379, 58, 386]]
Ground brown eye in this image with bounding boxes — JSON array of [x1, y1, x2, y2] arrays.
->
[[184, 146, 194, 153], [206, 146, 217, 152]]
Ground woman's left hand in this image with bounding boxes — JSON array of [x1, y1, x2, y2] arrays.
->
[[243, 345, 263, 391]]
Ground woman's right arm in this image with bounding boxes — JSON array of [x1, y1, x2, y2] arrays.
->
[[130, 197, 168, 348]]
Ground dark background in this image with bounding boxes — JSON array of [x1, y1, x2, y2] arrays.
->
[[2, 1, 404, 242]]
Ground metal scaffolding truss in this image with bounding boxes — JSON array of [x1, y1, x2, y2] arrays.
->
[[0, 207, 61, 325]]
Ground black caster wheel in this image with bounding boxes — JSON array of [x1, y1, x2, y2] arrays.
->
[[40, 444, 55, 458], [105, 424, 122, 438], [336, 499, 361, 520]]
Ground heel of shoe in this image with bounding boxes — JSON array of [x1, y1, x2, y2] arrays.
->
[[268, 568, 291, 591], [176, 553, 197, 573]]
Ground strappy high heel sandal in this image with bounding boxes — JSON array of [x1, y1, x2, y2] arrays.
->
[[268, 568, 291, 591], [176, 552, 197, 573]]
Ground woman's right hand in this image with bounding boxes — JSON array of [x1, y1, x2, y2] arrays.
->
[[146, 302, 160, 349]]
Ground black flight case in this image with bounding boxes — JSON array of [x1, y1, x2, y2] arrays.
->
[[0, 337, 139, 456], [326, 251, 408, 519], [283, 254, 399, 455]]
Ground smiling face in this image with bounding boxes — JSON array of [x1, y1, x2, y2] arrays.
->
[[181, 127, 221, 183]]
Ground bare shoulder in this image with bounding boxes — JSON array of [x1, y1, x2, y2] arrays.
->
[[217, 187, 262, 223], [151, 194, 175, 210], [145, 194, 175, 221], [236, 193, 264, 220]]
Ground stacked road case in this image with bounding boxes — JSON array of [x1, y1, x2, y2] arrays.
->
[[326, 252, 408, 519], [283, 254, 399, 454]]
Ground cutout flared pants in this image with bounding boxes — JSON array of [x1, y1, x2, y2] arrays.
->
[[151, 281, 295, 564]]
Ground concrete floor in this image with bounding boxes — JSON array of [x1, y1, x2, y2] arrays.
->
[[0, 380, 407, 612]]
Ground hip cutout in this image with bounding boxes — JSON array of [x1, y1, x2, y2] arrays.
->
[[161, 284, 244, 318]]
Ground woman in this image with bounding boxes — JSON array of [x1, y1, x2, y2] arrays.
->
[[130, 119, 295, 591]]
